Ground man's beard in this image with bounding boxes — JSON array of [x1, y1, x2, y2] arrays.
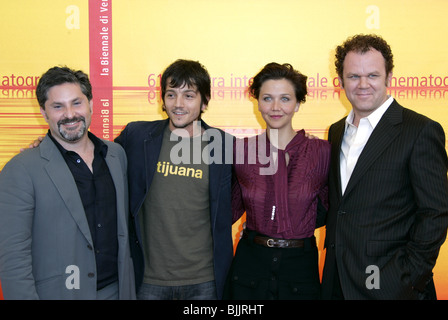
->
[[57, 117, 87, 142]]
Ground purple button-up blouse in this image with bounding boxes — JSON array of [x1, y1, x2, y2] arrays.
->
[[232, 130, 330, 239]]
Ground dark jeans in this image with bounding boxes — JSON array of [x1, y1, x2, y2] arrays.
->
[[137, 280, 217, 300], [224, 230, 321, 300]]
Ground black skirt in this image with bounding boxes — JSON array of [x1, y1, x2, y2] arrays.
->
[[224, 229, 321, 300]]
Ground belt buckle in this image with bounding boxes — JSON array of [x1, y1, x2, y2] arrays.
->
[[266, 239, 275, 247]]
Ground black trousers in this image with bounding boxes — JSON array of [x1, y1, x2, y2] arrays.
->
[[224, 230, 321, 300]]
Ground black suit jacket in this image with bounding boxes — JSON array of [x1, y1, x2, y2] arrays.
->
[[322, 100, 448, 299], [115, 119, 234, 299]]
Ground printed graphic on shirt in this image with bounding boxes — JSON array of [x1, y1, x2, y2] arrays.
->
[[156, 161, 203, 179]]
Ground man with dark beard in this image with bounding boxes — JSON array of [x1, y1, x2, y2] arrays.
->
[[0, 66, 136, 299]]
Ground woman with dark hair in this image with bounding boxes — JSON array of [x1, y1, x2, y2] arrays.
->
[[224, 62, 330, 300]]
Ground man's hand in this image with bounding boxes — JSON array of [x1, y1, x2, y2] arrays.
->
[[20, 136, 44, 152], [305, 133, 319, 139]]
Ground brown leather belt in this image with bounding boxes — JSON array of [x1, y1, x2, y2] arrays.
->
[[244, 231, 315, 248]]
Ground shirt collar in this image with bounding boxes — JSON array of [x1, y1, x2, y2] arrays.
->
[[48, 130, 108, 157], [345, 96, 394, 130]]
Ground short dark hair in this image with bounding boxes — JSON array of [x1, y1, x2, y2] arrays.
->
[[36, 66, 92, 109], [161, 59, 211, 115], [335, 34, 394, 79], [249, 62, 307, 104]]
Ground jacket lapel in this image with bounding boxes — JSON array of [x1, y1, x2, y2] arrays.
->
[[329, 118, 346, 199], [144, 120, 167, 195], [202, 120, 224, 229], [40, 136, 94, 245], [343, 100, 403, 197], [104, 144, 127, 237], [207, 141, 222, 229]]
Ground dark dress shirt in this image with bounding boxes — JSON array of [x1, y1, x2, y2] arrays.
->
[[49, 131, 118, 290]]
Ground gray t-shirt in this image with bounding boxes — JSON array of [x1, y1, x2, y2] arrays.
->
[[139, 126, 214, 286]]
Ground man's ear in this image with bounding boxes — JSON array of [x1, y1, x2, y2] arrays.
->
[[386, 72, 393, 87], [201, 100, 208, 112], [338, 76, 344, 89], [40, 107, 48, 122]]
